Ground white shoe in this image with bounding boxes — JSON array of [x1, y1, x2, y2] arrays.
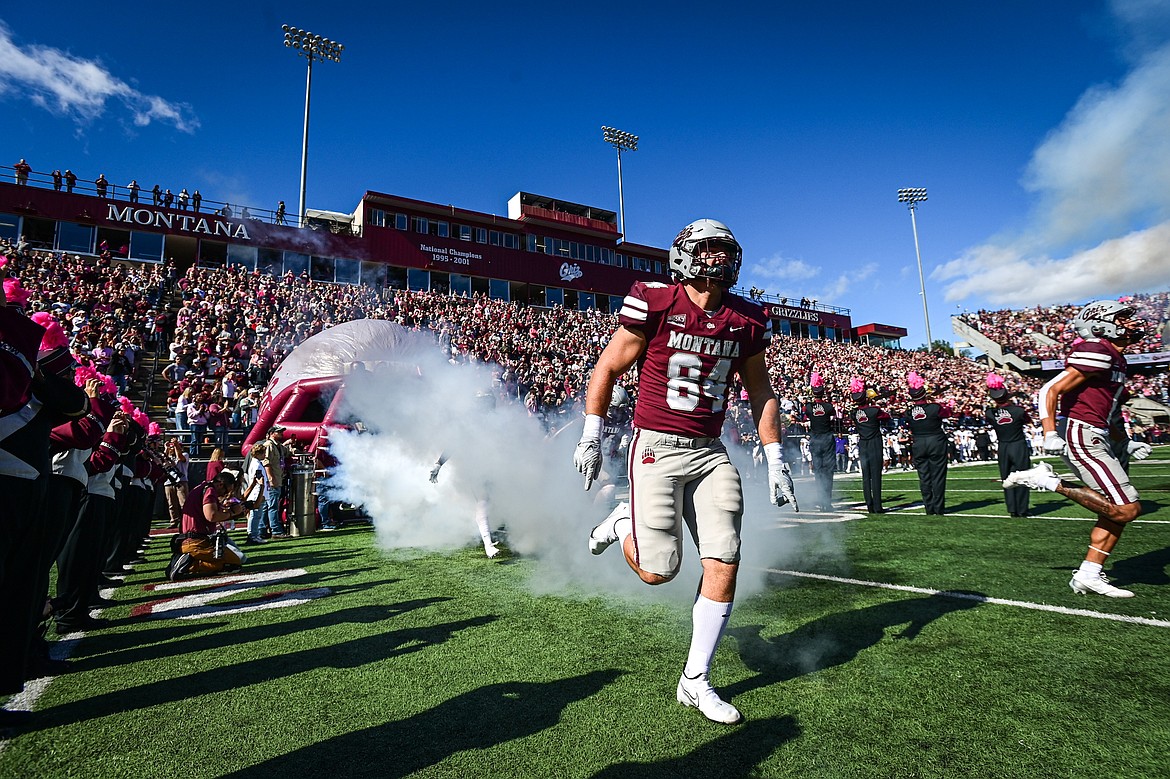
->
[[589, 501, 628, 556], [676, 672, 742, 725], [1003, 461, 1055, 490], [1069, 570, 1134, 598], [483, 542, 501, 559]]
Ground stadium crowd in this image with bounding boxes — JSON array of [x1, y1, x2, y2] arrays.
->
[[2, 234, 1168, 723], [957, 292, 1168, 363]]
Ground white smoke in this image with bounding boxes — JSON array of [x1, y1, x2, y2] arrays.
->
[[322, 330, 821, 606], [938, 5, 1170, 306]]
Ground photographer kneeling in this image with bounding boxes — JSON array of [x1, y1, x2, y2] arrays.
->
[[167, 469, 256, 581]]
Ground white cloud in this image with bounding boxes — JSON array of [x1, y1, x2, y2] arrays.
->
[[748, 253, 821, 283], [1024, 42, 1170, 246], [0, 23, 198, 132], [936, 220, 1170, 307], [943, 16, 1170, 308], [817, 262, 877, 301]]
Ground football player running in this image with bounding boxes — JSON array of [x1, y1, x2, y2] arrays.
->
[[573, 218, 796, 725], [1004, 300, 1152, 597]]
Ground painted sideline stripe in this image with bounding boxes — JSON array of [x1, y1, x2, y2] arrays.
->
[[765, 568, 1170, 627]]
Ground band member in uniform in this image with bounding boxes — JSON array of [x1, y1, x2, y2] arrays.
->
[[803, 371, 837, 511], [850, 377, 889, 514], [573, 218, 795, 725], [1005, 300, 1152, 597], [985, 373, 1031, 517], [903, 371, 951, 516]]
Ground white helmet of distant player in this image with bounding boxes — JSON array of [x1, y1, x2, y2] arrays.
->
[[669, 219, 742, 287], [608, 385, 630, 420], [1071, 299, 1144, 342]]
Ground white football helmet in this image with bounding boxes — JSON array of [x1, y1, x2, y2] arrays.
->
[[608, 385, 630, 421], [1071, 300, 1145, 342], [668, 219, 742, 287]]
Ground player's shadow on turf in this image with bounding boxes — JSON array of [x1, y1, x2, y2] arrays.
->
[[67, 620, 228, 659], [72, 600, 450, 670], [947, 498, 1000, 512], [725, 591, 984, 699], [590, 715, 800, 778], [220, 670, 622, 779], [1106, 545, 1170, 587], [33, 615, 497, 730], [1026, 499, 1064, 516]]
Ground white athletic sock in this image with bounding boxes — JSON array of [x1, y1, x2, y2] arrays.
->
[[683, 595, 733, 679], [1078, 560, 1103, 578], [613, 515, 632, 543], [474, 499, 492, 545]]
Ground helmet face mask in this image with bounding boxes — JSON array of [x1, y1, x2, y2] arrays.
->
[[1072, 300, 1145, 343], [669, 219, 742, 287]]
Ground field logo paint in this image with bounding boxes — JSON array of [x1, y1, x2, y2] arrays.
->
[[133, 568, 330, 620]]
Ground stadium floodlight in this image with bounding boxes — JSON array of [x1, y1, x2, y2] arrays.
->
[[602, 126, 639, 239], [283, 25, 345, 228], [897, 187, 932, 350]]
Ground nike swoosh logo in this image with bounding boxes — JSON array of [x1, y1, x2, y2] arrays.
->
[[680, 686, 699, 706], [730, 326, 744, 332]]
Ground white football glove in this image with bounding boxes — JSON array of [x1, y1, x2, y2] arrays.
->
[[1042, 431, 1067, 456], [428, 461, 443, 483], [765, 442, 798, 511], [1127, 440, 1152, 461], [574, 414, 604, 491]]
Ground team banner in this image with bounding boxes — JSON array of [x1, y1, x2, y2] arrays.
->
[[1042, 350, 1170, 370]]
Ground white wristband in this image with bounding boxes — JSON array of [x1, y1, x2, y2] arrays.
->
[[763, 442, 783, 465], [582, 413, 604, 442]]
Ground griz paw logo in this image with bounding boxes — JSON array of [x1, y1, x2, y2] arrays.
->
[[641, 446, 657, 465], [672, 224, 696, 250]]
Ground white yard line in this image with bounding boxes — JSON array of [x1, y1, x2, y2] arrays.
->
[[765, 568, 1170, 627]]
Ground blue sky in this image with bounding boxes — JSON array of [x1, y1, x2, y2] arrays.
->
[[3, 1, 1169, 347]]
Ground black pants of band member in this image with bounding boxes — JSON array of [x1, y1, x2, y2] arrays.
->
[[998, 440, 1031, 515], [858, 437, 884, 512], [912, 435, 948, 514], [810, 433, 836, 507]]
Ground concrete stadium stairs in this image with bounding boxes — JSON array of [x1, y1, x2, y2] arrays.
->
[[951, 316, 1036, 372]]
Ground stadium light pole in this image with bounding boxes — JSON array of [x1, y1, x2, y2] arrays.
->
[[283, 25, 344, 228], [602, 126, 638, 239], [897, 187, 933, 350]]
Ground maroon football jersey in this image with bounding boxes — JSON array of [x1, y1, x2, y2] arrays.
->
[[1061, 338, 1129, 428], [618, 281, 770, 437]]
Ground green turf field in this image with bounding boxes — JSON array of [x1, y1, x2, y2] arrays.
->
[[2, 450, 1168, 778]]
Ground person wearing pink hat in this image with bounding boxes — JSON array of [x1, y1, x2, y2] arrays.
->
[[849, 377, 890, 514], [902, 371, 952, 516], [984, 373, 1032, 517], [802, 371, 837, 511]]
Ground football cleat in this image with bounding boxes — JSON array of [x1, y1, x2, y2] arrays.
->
[[676, 672, 742, 725], [1003, 461, 1056, 491], [589, 501, 629, 556], [483, 542, 501, 559], [166, 552, 194, 582], [1069, 571, 1134, 598]]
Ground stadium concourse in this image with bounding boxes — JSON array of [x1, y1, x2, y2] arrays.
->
[[2, 234, 1169, 733]]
